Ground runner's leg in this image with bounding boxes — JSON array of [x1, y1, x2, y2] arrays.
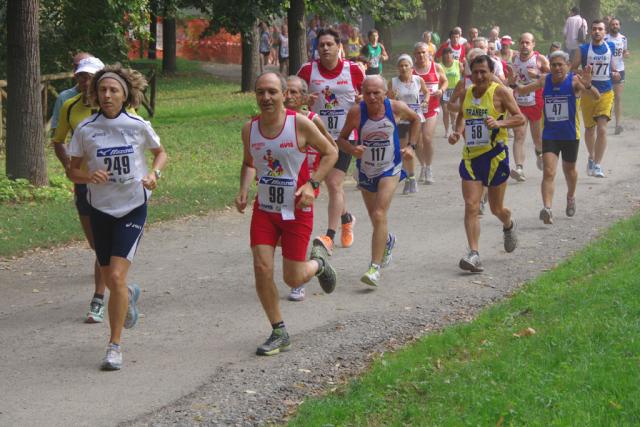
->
[[541, 152, 558, 209], [461, 180, 484, 252]]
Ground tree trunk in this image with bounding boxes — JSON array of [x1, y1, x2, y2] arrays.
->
[[6, 0, 47, 185], [287, 0, 306, 75], [580, 0, 600, 25], [457, 0, 473, 34], [149, 0, 157, 60], [375, 20, 392, 54], [162, 17, 177, 74], [424, 0, 440, 31], [439, 0, 458, 39], [241, 26, 259, 93]]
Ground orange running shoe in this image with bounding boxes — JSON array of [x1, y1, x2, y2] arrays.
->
[[312, 235, 334, 256], [340, 214, 356, 248]]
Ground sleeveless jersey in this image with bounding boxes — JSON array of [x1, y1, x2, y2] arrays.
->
[[250, 110, 309, 220], [391, 75, 425, 123], [347, 37, 361, 58], [357, 98, 402, 179], [605, 33, 627, 72], [442, 60, 461, 102], [366, 44, 383, 70], [542, 72, 580, 141], [309, 60, 357, 139], [414, 61, 440, 114], [448, 42, 463, 61], [513, 52, 541, 106], [461, 83, 508, 160], [279, 35, 289, 58], [580, 42, 615, 93], [68, 110, 162, 218]]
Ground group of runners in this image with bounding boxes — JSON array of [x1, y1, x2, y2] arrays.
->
[[52, 14, 630, 367]]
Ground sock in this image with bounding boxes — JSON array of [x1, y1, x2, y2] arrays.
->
[[93, 293, 104, 301], [470, 250, 479, 256], [370, 262, 380, 270], [341, 212, 352, 224], [272, 321, 285, 330], [408, 173, 415, 179], [516, 164, 523, 169], [326, 229, 336, 240], [314, 257, 325, 275], [109, 342, 121, 350]]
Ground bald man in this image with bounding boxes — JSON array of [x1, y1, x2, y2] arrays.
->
[[337, 75, 420, 286]]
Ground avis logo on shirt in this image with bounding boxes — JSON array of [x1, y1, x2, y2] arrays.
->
[[280, 140, 295, 149], [336, 80, 349, 85]]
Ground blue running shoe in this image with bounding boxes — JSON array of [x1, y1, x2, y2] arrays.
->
[[124, 284, 141, 329], [381, 233, 396, 268]]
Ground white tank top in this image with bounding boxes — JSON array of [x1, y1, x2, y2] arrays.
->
[[605, 34, 626, 72], [249, 110, 309, 220], [513, 53, 540, 106], [391, 76, 425, 123], [309, 61, 357, 139], [587, 42, 612, 81]]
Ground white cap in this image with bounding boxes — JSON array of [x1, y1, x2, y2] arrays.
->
[[75, 57, 104, 75]]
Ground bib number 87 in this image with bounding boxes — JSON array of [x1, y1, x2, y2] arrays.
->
[[269, 186, 284, 204], [327, 116, 338, 130]]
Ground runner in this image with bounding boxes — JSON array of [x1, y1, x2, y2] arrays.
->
[[473, 37, 506, 81], [448, 55, 524, 272], [278, 24, 289, 75], [235, 72, 338, 355], [572, 20, 619, 178], [297, 27, 365, 255], [50, 52, 92, 133], [51, 57, 107, 323], [465, 27, 479, 51], [509, 32, 549, 182], [388, 54, 429, 194], [413, 41, 448, 184], [421, 31, 437, 58], [517, 51, 598, 223], [499, 35, 515, 63], [360, 29, 389, 75], [259, 22, 271, 73], [440, 47, 462, 138], [338, 75, 420, 286], [435, 28, 466, 64], [604, 18, 630, 135], [283, 75, 338, 302], [346, 27, 363, 62], [68, 64, 168, 370]]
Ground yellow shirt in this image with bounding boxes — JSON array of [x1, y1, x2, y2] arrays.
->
[[461, 82, 507, 160], [52, 93, 98, 144]]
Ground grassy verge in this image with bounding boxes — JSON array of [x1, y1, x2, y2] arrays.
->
[[290, 213, 640, 425], [0, 59, 254, 256]]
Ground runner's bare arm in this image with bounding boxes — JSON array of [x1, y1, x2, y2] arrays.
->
[[418, 78, 430, 106], [391, 100, 421, 158], [436, 63, 448, 96], [311, 115, 338, 151], [515, 78, 544, 95], [447, 106, 465, 145], [386, 80, 396, 99], [336, 105, 365, 158], [235, 122, 256, 214], [68, 156, 109, 185], [142, 146, 168, 190], [447, 80, 466, 113], [571, 48, 582, 71], [380, 43, 389, 61], [538, 54, 551, 74], [489, 86, 525, 129], [573, 65, 600, 100]]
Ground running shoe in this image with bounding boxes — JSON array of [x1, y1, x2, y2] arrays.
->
[[100, 343, 122, 371], [312, 250, 337, 294], [479, 200, 486, 216], [536, 154, 544, 171], [539, 207, 553, 225], [418, 166, 426, 183], [124, 284, 141, 329], [381, 233, 396, 268], [360, 264, 381, 287], [288, 286, 305, 302], [503, 219, 518, 253], [311, 235, 333, 257], [85, 297, 105, 324], [614, 125, 624, 135], [510, 167, 526, 182], [566, 197, 576, 217], [587, 158, 595, 176], [459, 250, 484, 273], [256, 328, 290, 356], [424, 166, 435, 184], [409, 178, 418, 193], [594, 164, 605, 178], [402, 179, 412, 195], [341, 214, 356, 248]]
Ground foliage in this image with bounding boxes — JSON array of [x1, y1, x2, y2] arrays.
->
[[194, 0, 284, 38], [0, 174, 71, 203]]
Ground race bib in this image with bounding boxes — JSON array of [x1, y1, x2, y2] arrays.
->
[[96, 145, 135, 184], [591, 61, 610, 81], [360, 139, 393, 178], [464, 119, 490, 147], [443, 89, 454, 102], [319, 108, 346, 139], [257, 176, 296, 220], [544, 96, 569, 122], [407, 102, 422, 115]]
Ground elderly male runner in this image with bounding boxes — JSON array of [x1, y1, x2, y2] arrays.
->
[[449, 55, 524, 272], [572, 20, 618, 178], [337, 75, 420, 286], [235, 72, 338, 355], [517, 51, 598, 223], [509, 32, 550, 182], [297, 27, 365, 255], [284, 75, 337, 302]]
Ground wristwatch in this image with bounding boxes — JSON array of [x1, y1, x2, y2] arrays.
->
[[308, 178, 320, 190], [154, 169, 162, 180]]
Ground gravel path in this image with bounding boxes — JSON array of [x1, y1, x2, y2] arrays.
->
[[1, 72, 638, 425]]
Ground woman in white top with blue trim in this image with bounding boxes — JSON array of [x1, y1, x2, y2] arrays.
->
[[69, 64, 168, 371]]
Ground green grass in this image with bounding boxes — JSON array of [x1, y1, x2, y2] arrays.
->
[[0, 58, 255, 256], [290, 214, 640, 425]]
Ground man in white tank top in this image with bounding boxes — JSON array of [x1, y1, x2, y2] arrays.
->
[[235, 72, 338, 356], [509, 32, 549, 182], [605, 18, 630, 135]]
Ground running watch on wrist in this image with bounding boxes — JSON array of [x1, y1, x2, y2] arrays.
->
[[308, 178, 320, 190], [154, 169, 162, 180]]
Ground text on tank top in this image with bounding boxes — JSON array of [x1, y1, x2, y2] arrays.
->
[[414, 61, 439, 113], [587, 42, 612, 81], [391, 76, 424, 122], [358, 99, 401, 178], [542, 73, 580, 140], [605, 34, 626, 71], [309, 61, 357, 139], [513, 53, 540, 106], [250, 111, 309, 220], [461, 83, 507, 159]]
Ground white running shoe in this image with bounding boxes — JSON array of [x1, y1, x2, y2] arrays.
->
[[288, 286, 305, 302], [101, 343, 122, 371], [360, 264, 381, 287], [510, 167, 526, 182], [593, 164, 605, 178], [459, 250, 483, 272], [410, 178, 418, 193], [424, 167, 435, 184], [402, 179, 412, 195]]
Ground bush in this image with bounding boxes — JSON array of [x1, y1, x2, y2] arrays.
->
[[0, 174, 72, 203]]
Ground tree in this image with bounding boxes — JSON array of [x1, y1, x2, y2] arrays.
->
[[439, 0, 458, 38], [580, 0, 600, 24], [458, 0, 474, 33], [287, 0, 306, 77], [6, 0, 47, 185], [162, 1, 178, 73], [149, 0, 158, 60]]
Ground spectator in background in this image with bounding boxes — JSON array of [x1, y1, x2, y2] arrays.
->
[[307, 19, 319, 60], [421, 31, 437, 58], [489, 26, 501, 51], [279, 24, 289, 75], [548, 41, 562, 57], [465, 27, 479, 51], [270, 24, 280, 66], [259, 22, 272, 73], [50, 52, 92, 133], [564, 6, 587, 59]]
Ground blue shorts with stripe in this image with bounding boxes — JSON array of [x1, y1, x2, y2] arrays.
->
[[357, 163, 405, 193], [90, 203, 147, 266], [459, 144, 510, 187]]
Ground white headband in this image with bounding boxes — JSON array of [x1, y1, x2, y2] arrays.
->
[[98, 72, 129, 100]]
